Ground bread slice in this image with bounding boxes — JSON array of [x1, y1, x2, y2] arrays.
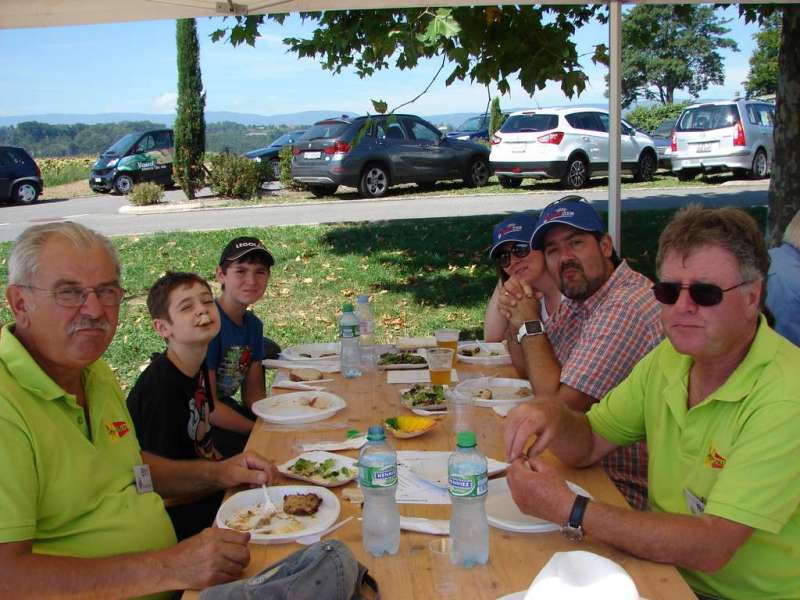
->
[[289, 367, 323, 382]]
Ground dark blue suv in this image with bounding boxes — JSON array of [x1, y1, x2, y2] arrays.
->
[[446, 114, 491, 142], [0, 146, 43, 204]]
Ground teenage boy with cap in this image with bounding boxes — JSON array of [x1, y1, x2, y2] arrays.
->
[[497, 196, 662, 510], [206, 237, 275, 453]]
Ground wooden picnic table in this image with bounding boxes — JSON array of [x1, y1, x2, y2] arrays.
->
[[184, 361, 696, 600]]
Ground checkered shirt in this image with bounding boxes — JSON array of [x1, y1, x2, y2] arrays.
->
[[547, 260, 663, 510]]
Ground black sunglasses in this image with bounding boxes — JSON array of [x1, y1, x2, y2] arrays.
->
[[652, 281, 750, 307], [495, 243, 532, 268]]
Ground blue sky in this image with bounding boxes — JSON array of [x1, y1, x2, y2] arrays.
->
[[0, 7, 760, 118]]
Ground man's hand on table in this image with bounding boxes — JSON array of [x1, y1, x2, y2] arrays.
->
[[214, 451, 279, 489], [497, 277, 542, 329], [507, 457, 574, 525], [162, 527, 252, 590], [504, 401, 564, 461]]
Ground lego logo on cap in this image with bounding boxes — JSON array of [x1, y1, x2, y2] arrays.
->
[[544, 208, 575, 223], [235, 241, 259, 249]]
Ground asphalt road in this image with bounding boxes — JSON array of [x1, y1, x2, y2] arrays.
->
[[0, 182, 769, 243]]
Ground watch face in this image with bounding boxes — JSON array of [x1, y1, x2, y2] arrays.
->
[[525, 321, 543, 335], [560, 524, 584, 541]]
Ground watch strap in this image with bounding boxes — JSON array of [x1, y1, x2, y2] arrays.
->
[[568, 494, 590, 529], [516, 320, 544, 343]]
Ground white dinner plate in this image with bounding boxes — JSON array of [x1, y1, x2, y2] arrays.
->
[[486, 478, 593, 533], [402, 451, 508, 489], [216, 485, 340, 544], [452, 377, 534, 407], [496, 593, 526, 600], [278, 451, 358, 487], [251, 391, 346, 424], [281, 342, 341, 362], [457, 341, 512, 366]]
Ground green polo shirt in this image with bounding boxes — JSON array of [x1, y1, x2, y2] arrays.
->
[[0, 325, 176, 569], [588, 317, 800, 600]]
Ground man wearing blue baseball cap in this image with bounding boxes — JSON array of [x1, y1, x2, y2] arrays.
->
[[497, 195, 662, 510]]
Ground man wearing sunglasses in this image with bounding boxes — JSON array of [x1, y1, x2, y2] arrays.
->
[[498, 196, 662, 511], [0, 222, 276, 598], [504, 206, 800, 600]]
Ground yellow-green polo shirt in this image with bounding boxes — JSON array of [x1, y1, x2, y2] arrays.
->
[[0, 325, 177, 564], [588, 317, 800, 600]]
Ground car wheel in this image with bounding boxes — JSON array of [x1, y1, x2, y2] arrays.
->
[[114, 174, 135, 195], [12, 182, 40, 204], [561, 156, 588, 189], [633, 151, 656, 182], [749, 149, 768, 180], [464, 157, 490, 187], [498, 176, 522, 189], [309, 184, 338, 198], [676, 170, 696, 182], [269, 158, 281, 180], [360, 164, 389, 198]]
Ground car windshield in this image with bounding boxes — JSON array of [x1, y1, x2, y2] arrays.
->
[[299, 121, 350, 141], [676, 106, 740, 132], [104, 133, 139, 156], [501, 114, 558, 133], [456, 115, 488, 132]]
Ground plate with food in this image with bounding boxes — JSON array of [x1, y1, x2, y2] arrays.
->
[[251, 391, 346, 424], [278, 451, 357, 487], [486, 478, 592, 533], [452, 377, 534, 407], [384, 415, 438, 439], [377, 350, 428, 370], [399, 384, 448, 411], [456, 341, 512, 366], [216, 485, 340, 544], [281, 342, 341, 362], [401, 451, 508, 489]]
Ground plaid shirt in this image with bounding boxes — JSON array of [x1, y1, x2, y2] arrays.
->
[[547, 260, 663, 510]]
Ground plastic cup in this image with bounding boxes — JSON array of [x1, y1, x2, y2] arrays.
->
[[428, 537, 458, 595], [434, 328, 460, 366], [427, 348, 453, 385]]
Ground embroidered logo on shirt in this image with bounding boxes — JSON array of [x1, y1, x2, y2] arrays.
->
[[104, 420, 130, 442], [704, 445, 727, 469]]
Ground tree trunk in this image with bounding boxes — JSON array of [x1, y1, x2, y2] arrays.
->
[[767, 6, 800, 247]]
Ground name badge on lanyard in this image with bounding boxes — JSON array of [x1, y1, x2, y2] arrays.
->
[[133, 464, 154, 494], [684, 488, 706, 515]]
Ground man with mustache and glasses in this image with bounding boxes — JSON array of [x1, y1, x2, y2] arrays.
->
[[497, 196, 662, 510], [0, 222, 276, 599], [503, 206, 800, 600]]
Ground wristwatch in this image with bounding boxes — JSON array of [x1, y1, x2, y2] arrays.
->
[[561, 494, 590, 541], [516, 320, 545, 344]]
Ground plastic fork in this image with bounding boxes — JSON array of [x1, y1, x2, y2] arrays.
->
[[261, 484, 278, 515], [295, 516, 355, 545]]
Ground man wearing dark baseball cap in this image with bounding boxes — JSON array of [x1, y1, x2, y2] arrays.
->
[[498, 195, 663, 511], [218, 236, 275, 267]]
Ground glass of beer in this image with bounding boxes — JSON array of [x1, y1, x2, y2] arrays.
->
[[434, 328, 460, 367], [427, 348, 454, 385]]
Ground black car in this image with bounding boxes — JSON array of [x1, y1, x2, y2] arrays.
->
[[0, 146, 43, 204], [245, 130, 307, 180], [291, 114, 491, 198]]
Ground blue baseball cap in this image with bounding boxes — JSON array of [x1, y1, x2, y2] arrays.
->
[[489, 213, 537, 259], [530, 196, 605, 250]]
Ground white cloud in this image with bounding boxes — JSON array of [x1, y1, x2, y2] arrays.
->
[[154, 92, 178, 113]]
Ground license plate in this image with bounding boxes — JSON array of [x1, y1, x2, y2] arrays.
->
[[696, 143, 712, 153], [304, 151, 321, 159], [511, 144, 526, 153], [94, 177, 102, 182]]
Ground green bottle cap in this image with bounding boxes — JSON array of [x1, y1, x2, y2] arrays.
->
[[456, 431, 476, 448], [342, 302, 354, 312]]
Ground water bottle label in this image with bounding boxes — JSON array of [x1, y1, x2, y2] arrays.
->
[[340, 324, 360, 338], [359, 464, 397, 488], [448, 473, 488, 497]]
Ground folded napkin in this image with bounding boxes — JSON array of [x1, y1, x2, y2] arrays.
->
[[524, 551, 639, 600], [299, 435, 368, 452], [399, 516, 449, 535]]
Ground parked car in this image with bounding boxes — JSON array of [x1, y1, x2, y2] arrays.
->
[[291, 114, 491, 198], [89, 129, 174, 194], [490, 107, 658, 189], [670, 99, 775, 181], [0, 145, 43, 204], [649, 117, 676, 170], [446, 114, 491, 141], [245, 129, 307, 180]]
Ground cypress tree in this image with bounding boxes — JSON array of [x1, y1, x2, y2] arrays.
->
[[489, 97, 503, 140], [174, 18, 206, 199]]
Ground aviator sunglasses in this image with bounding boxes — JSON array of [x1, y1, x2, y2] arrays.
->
[[495, 243, 532, 269], [651, 281, 750, 307]]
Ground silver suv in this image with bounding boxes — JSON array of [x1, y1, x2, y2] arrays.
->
[[670, 99, 774, 181], [489, 107, 658, 189]]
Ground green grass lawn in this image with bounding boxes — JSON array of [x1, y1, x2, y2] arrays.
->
[[0, 207, 767, 392]]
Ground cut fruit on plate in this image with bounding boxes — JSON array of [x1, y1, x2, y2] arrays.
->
[[278, 451, 358, 487], [384, 415, 438, 439]]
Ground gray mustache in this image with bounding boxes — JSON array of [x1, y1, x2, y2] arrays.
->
[[68, 318, 112, 334]]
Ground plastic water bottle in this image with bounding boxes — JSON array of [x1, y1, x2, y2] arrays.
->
[[355, 294, 377, 372], [358, 425, 400, 556], [448, 430, 489, 567], [339, 302, 361, 378]]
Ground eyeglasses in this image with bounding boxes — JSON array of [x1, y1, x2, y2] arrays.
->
[[20, 284, 126, 308], [651, 281, 750, 307], [495, 243, 532, 268]]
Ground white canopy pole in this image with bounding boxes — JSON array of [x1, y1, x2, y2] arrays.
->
[[608, 0, 622, 252]]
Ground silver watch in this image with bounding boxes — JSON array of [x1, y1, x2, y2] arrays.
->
[[516, 320, 545, 343]]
